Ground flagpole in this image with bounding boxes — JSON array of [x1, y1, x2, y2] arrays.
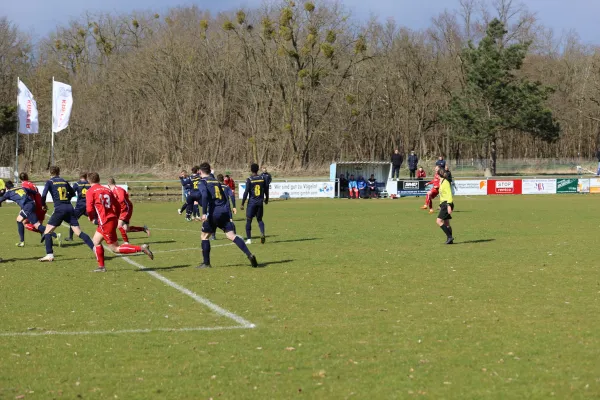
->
[[15, 77, 20, 183], [51, 76, 55, 166]]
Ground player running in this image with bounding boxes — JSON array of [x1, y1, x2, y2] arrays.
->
[[86, 173, 153, 272], [178, 170, 192, 216], [241, 163, 269, 245], [107, 178, 150, 244], [65, 172, 91, 242], [421, 166, 441, 213], [436, 169, 455, 244], [0, 182, 56, 245], [186, 166, 202, 222], [211, 174, 238, 240], [197, 163, 257, 269], [39, 166, 95, 262]]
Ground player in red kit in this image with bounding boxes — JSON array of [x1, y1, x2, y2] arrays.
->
[[224, 174, 236, 198], [421, 166, 440, 214], [107, 178, 150, 244], [19, 173, 47, 235], [86, 173, 153, 272]]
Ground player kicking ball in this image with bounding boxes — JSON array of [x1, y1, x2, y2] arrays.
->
[[436, 170, 455, 244], [196, 163, 258, 269], [107, 178, 150, 244], [86, 172, 153, 272]]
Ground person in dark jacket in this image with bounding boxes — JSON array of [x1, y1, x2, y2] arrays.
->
[[596, 148, 600, 176], [408, 150, 419, 179], [367, 174, 378, 198], [337, 174, 348, 198], [391, 149, 403, 180], [435, 156, 446, 170]]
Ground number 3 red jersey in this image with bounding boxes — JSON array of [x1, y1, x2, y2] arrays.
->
[[86, 184, 121, 225]]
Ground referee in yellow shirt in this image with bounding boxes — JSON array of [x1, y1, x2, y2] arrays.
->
[[436, 170, 454, 244]]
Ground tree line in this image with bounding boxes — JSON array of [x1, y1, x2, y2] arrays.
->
[[0, 0, 599, 174]]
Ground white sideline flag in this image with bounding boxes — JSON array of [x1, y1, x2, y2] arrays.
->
[[17, 80, 39, 134], [52, 80, 73, 133]]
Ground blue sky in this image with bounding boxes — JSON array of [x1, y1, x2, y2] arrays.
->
[[4, 0, 600, 43]]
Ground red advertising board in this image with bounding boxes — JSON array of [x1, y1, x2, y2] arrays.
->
[[487, 179, 522, 195]]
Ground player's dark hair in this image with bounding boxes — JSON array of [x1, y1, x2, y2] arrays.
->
[[108, 178, 116, 185], [217, 174, 224, 182], [5, 180, 14, 190], [49, 166, 60, 176], [438, 169, 445, 178], [80, 172, 87, 179], [19, 172, 29, 181], [199, 162, 211, 174], [251, 163, 259, 174], [191, 166, 199, 174], [88, 172, 100, 183]]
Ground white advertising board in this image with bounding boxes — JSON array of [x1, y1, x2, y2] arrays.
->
[[239, 181, 335, 199], [453, 180, 487, 196], [522, 179, 557, 195]]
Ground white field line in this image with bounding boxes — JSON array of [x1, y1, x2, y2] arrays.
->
[[0, 325, 248, 337], [103, 246, 255, 329]]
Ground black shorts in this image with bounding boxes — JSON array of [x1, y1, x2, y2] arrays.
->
[[202, 212, 235, 234], [246, 203, 264, 221], [48, 205, 79, 227], [438, 202, 453, 220], [74, 204, 88, 219], [20, 203, 39, 225]]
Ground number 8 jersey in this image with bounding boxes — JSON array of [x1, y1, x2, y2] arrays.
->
[[242, 175, 269, 206], [86, 183, 121, 225]]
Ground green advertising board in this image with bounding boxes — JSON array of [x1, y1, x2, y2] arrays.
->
[[556, 178, 578, 193]]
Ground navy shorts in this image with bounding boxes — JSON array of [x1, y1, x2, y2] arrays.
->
[[74, 204, 88, 219], [48, 205, 79, 227], [20, 203, 39, 225], [187, 192, 201, 206], [202, 212, 235, 234], [246, 203, 264, 221]]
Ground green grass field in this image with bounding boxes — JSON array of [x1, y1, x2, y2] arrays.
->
[[1, 195, 599, 399]]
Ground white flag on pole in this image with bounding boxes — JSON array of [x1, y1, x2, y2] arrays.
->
[[52, 80, 73, 133], [17, 80, 39, 134]]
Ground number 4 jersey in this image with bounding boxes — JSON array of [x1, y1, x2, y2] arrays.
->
[[86, 184, 121, 225]]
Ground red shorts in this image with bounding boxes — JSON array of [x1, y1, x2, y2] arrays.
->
[[98, 219, 119, 245], [430, 189, 439, 198], [119, 212, 132, 224]]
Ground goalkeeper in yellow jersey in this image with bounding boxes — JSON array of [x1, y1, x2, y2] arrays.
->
[[436, 170, 454, 245]]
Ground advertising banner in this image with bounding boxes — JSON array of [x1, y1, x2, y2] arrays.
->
[[396, 180, 428, 197], [589, 178, 600, 194], [487, 180, 522, 195], [239, 181, 335, 199], [578, 179, 590, 193], [556, 179, 578, 194], [453, 180, 487, 196], [522, 179, 557, 195]]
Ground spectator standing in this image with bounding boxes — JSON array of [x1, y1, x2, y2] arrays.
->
[[408, 150, 419, 179], [261, 167, 272, 186], [348, 175, 358, 199], [367, 174, 378, 198], [417, 167, 426, 180], [596, 148, 600, 176], [435, 156, 446, 170], [391, 149, 403, 180]]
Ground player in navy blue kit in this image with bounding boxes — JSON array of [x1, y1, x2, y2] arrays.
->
[[178, 170, 192, 216], [197, 163, 257, 269], [186, 166, 202, 222], [0, 181, 56, 245], [66, 172, 90, 242], [39, 166, 95, 262], [212, 174, 238, 240], [241, 163, 269, 245]]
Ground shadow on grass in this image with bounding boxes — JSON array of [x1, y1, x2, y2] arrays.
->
[[224, 259, 295, 268], [135, 264, 192, 272], [269, 238, 320, 244], [455, 239, 495, 245], [143, 240, 177, 245]]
